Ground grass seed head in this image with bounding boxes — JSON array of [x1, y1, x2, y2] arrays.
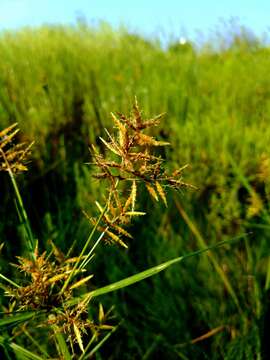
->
[[90, 99, 192, 247], [0, 123, 34, 174]]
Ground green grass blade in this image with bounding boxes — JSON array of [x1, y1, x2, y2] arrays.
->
[[59, 205, 107, 295], [23, 328, 50, 358], [0, 312, 36, 328], [78, 333, 97, 360], [0, 336, 13, 360], [82, 324, 120, 359], [52, 325, 72, 360], [0, 336, 44, 360], [0, 273, 20, 288], [8, 168, 35, 259], [67, 236, 245, 306], [229, 156, 270, 290], [175, 199, 242, 312], [79, 231, 106, 270], [11, 344, 44, 360]]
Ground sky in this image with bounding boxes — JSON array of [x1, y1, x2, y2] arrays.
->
[[0, 0, 269, 43]]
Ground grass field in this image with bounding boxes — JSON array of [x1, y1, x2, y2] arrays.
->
[[0, 23, 270, 359]]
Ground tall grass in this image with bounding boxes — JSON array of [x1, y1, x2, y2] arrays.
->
[[0, 23, 269, 358]]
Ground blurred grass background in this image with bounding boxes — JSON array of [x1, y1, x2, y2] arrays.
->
[[1, 22, 270, 359]]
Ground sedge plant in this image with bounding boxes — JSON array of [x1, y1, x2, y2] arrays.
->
[[0, 100, 244, 359]]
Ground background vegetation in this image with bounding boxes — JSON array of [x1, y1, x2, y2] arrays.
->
[[1, 22, 270, 359]]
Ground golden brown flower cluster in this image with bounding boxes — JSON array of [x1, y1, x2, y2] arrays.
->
[[6, 245, 112, 351], [90, 99, 192, 248], [0, 123, 34, 173]]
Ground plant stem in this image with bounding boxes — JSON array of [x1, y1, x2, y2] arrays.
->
[[0, 146, 35, 259], [8, 168, 35, 259], [175, 199, 242, 313], [59, 204, 107, 295]]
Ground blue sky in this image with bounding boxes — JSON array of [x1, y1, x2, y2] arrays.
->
[[0, 0, 269, 42]]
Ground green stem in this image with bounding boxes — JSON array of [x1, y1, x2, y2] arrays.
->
[[0, 273, 20, 288], [8, 168, 35, 259], [59, 204, 107, 295]]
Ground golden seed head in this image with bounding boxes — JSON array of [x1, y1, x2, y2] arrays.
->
[[0, 123, 34, 174], [90, 99, 192, 247]]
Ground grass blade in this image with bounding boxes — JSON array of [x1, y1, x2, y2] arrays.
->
[[7, 168, 35, 259], [175, 199, 242, 312], [67, 235, 245, 306], [23, 328, 50, 358], [52, 325, 72, 360], [59, 204, 107, 295], [82, 324, 120, 359], [0, 273, 20, 288], [0, 336, 44, 360], [78, 333, 97, 360], [0, 312, 36, 328]]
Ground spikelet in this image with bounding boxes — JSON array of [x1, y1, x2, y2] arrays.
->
[[48, 273, 68, 283], [0, 123, 19, 149], [123, 181, 137, 212], [99, 303, 105, 323], [0, 122, 18, 136], [125, 211, 146, 216], [0, 123, 34, 174], [155, 181, 167, 207], [70, 274, 94, 290], [133, 96, 143, 128], [108, 202, 117, 218], [146, 183, 159, 202], [111, 112, 126, 135], [135, 132, 169, 147], [99, 137, 121, 156], [73, 323, 84, 352], [105, 229, 128, 248], [131, 180, 137, 211], [111, 112, 128, 149], [95, 201, 104, 214], [111, 223, 133, 239], [65, 256, 87, 264], [138, 113, 165, 130]]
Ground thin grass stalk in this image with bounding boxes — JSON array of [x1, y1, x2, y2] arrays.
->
[[0, 335, 44, 360], [0, 273, 20, 288], [52, 324, 72, 360], [0, 312, 37, 327], [59, 204, 107, 295], [79, 229, 107, 270], [0, 148, 35, 259], [78, 333, 98, 360], [23, 328, 50, 358], [1, 345, 13, 360], [79, 254, 95, 270], [174, 199, 242, 312], [229, 156, 270, 291], [83, 323, 120, 359], [141, 335, 162, 360]]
